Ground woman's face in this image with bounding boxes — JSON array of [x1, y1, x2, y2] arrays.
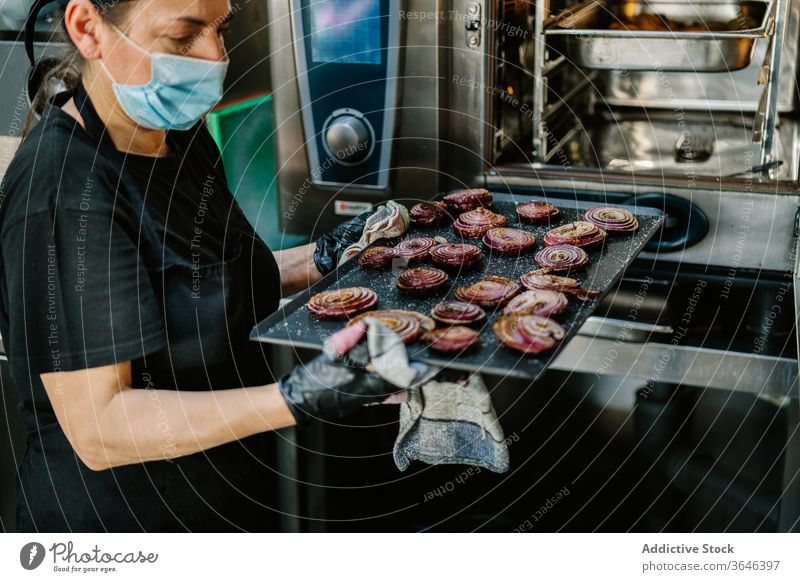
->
[[96, 0, 232, 86]]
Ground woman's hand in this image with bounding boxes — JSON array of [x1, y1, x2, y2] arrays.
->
[[277, 352, 400, 426], [274, 211, 371, 296]]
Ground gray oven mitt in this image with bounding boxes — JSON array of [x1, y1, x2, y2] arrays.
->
[[324, 319, 509, 473], [393, 374, 510, 474]]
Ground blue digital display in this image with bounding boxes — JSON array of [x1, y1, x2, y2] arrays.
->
[[310, 0, 382, 65]]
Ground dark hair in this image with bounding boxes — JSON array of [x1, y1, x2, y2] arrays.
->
[[25, 0, 136, 135]]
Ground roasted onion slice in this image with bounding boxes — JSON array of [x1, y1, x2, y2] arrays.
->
[[307, 287, 378, 321], [410, 201, 450, 227], [493, 314, 565, 354], [395, 237, 440, 263], [455, 275, 520, 309], [516, 200, 560, 224], [424, 326, 480, 353], [346, 310, 424, 343], [583, 206, 639, 233], [348, 308, 435, 343], [502, 290, 568, 317], [534, 244, 589, 272], [396, 267, 450, 297], [482, 227, 537, 256], [430, 300, 487, 326], [358, 246, 397, 270], [443, 188, 493, 213], [453, 207, 508, 239], [543, 221, 607, 249], [429, 243, 483, 272], [519, 268, 601, 301]]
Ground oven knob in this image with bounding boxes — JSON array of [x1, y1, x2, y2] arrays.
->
[[325, 114, 372, 164]]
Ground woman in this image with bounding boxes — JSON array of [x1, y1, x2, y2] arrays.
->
[[0, 0, 400, 532]]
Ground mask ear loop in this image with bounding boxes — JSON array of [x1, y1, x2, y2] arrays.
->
[[97, 20, 152, 85]]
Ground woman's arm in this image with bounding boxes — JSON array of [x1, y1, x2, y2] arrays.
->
[[40, 361, 296, 471], [274, 242, 324, 296]]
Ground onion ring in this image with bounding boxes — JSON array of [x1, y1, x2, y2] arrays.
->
[[394, 237, 440, 263], [346, 310, 423, 343], [583, 206, 639, 232], [502, 290, 569, 317], [348, 308, 435, 343], [443, 188, 493, 213], [429, 243, 483, 272], [534, 244, 589, 272], [396, 267, 450, 297], [358, 246, 397, 270], [424, 326, 480, 353], [543, 221, 607, 249], [410, 201, 450, 227], [482, 227, 537, 256], [453, 207, 508, 238], [493, 314, 565, 354], [519, 268, 601, 301], [455, 275, 521, 308], [516, 200, 560, 224], [430, 300, 487, 326], [307, 287, 378, 321]]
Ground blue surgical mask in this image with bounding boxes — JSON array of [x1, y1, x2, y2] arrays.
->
[[100, 23, 229, 131]]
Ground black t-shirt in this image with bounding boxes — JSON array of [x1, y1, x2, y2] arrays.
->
[[0, 101, 283, 532]]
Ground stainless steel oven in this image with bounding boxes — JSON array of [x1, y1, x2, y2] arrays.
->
[[267, 0, 800, 531]]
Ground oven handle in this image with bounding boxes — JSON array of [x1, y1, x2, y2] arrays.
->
[[623, 192, 709, 252], [577, 316, 674, 342]]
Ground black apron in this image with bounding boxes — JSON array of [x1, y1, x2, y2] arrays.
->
[[15, 83, 283, 532]]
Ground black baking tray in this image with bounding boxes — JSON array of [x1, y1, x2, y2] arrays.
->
[[250, 194, 664, 381]]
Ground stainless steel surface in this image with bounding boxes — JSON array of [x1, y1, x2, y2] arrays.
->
[[602, 0, 800, 112], [579, 315, 674, 341], [267, 0, 444, 235], [566, 115, 798, 180], [548, 0, 774, 72], [553, 332, 799, 397]]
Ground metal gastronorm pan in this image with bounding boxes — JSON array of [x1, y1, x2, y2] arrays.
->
[[547, 0, 774, 72], [250, 194, 664, 381]]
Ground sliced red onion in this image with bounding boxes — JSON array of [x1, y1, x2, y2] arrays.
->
[[430, 300, 487, 326], [493, 314, 565, 354], [307, 287, 378, 321], [410, 201, 450, 227], [429, 243, 483, 272], [424, 326, 480, 353], [347, 309, 424, 343], [502, 290, 569, 317], [583, 206, 639, 232], [519, 268, 601, 301], [443, 188, 493, 213], [543, 221, 607, 248], [455, 275, 521, 308], [534, 244, 589, 272], [396, 267, 450, 297], [359, 246, 397, 270], [395, 237, 440, 263], [453, 207, 508, 239], [482, 227, 537, 256], [516, 200, 560, 224]]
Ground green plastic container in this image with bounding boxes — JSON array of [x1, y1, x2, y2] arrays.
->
[[206, 94, 307, 250]]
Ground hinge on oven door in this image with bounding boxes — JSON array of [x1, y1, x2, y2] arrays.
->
[[465, 2, 482, 48]]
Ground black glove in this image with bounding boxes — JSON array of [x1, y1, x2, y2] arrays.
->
[[312, 210, 372, 276], [277, 352, 398, 426]]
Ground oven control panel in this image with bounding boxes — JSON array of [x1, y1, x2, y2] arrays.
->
[[291, 0, 398, 189]]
